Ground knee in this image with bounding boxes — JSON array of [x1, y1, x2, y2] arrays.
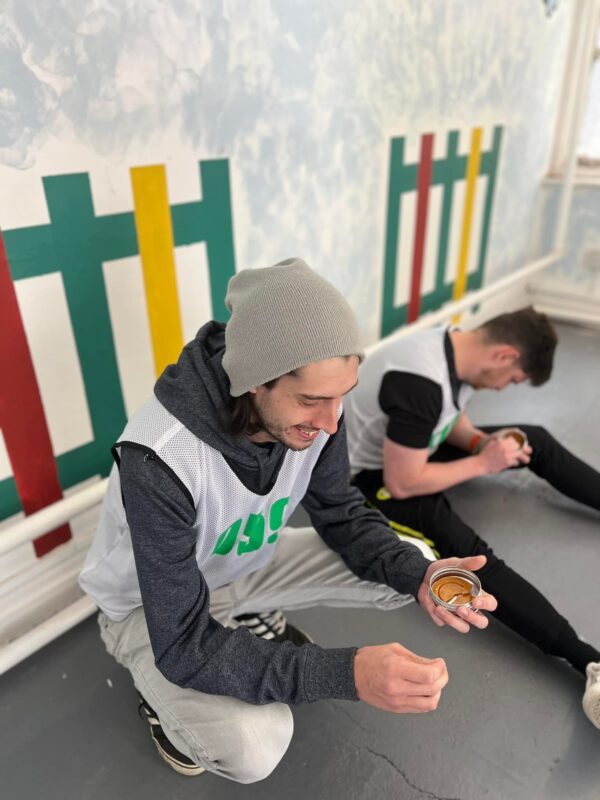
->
[[231, 704, 293, 784], [460, 532, 496, 564], [205, 703, 294, 784], [475, 551, 503, 583], [395, 533, 436, 561], [519, 425, 551, 446]]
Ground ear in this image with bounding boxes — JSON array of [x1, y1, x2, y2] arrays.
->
[[248, 387, 258, 395], [489, 344, 520, 366]]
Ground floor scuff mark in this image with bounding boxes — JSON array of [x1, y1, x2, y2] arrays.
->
[[364, 745, 463, 800]]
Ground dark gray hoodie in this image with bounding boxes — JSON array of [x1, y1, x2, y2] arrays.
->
[[114, 321, 430, 705]]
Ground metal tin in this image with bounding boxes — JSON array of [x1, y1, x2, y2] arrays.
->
[[498, 427, 528, 450], [428, 567, 481, 613]]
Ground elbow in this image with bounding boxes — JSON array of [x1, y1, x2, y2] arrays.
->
[[389, 485, 413, 501], [156, 658, 182, 687], [155, 651, 190, 689], [382, 471, 414, 500]]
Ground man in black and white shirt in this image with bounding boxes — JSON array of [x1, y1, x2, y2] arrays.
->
[[345, 307, 600, 730]]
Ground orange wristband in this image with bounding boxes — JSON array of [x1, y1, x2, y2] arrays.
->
[[469, 434, 483, 454]]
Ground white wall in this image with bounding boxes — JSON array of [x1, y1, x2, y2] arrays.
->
[[0, 0, 572, 340]]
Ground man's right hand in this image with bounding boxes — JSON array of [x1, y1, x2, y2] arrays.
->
[[354, 643, 448, 713], [477, 435, 531, 474]]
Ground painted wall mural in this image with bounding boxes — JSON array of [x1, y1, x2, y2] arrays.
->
[[381, 126, 503, 336], [0, 0, 573, 567], [1, 130, 502, 556], [0, 159, 236, 553]]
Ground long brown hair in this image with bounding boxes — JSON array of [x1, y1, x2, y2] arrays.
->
[[222, 377, 282, 438]]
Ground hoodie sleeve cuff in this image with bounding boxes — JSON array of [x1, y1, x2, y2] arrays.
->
[[302, 646, 359, 703], [391, 553, 430, 599]]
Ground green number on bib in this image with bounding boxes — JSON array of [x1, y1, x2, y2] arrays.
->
[[237, 513, 265, 554]]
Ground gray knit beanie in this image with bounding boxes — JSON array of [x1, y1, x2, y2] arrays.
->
[[223, 258, 364, 396]]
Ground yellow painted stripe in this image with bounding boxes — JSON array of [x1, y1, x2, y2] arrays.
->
[[452, 127, 483, 321], [130, 164, 184, 376]]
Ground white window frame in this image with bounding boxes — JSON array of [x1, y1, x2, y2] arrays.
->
[[548, 0, 600, 184]]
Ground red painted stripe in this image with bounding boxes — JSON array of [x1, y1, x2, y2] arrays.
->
[[407, 133, 434, 323], [0, 230, 71, 557]]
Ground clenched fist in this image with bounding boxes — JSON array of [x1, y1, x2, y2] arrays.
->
[[354, 642, 449, 713]]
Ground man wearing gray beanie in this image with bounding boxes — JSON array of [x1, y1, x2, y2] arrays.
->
[[80, 257, 496, 782]]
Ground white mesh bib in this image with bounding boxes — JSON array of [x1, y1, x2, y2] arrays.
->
[[80, 395, 333, 619]]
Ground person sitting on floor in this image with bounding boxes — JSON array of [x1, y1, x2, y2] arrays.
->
[[344, 306, 600, 729]]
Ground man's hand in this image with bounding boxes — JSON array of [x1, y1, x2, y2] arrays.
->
[[477, 436, 531, 473], [417, 555, 498, 633], [354, 643, 448, 713]]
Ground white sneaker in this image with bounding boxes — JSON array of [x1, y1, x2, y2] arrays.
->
[[582, 661, 600, 729]]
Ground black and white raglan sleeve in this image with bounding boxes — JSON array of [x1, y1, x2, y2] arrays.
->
[[379, 371, 443, 449]]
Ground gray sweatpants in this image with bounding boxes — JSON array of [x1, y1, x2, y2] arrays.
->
[[99, 527, 434, 783]]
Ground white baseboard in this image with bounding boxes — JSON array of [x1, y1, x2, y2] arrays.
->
[[0, 525, 95, 645], [456, 284, 537, 329], [528, 284, 600, 328]]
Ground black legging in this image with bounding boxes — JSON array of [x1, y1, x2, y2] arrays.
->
[[354, 425, 599, 675]]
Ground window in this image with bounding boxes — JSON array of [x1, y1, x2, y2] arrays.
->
[[578, 24, 600, 165], [549, 0, 600, 180]]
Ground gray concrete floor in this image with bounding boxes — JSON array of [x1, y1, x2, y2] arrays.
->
[[2, 322, 600, 800]]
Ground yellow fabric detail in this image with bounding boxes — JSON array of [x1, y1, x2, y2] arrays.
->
[[365, 490, 441, 559], [387, 518, 439, 557]]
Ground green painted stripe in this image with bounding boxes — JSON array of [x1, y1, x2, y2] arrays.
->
[[381, 146, 418, 336], [2, 225, 56, 279], [0, 477, 22, 518], [381, 137, 404, 338], [170, 160, 236, 322], [199, 160, 237, 323], [43, 173, 128, 470], [472, 126, 503, 289]]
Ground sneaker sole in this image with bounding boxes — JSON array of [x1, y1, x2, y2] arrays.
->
[[583, 696, 600, 730], [151, 739, 206, 776]]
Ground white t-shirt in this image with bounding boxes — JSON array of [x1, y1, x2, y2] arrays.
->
[[344, 327, 473, 472]]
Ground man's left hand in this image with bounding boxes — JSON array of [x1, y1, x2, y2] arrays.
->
[[417, 555, 498, 633]]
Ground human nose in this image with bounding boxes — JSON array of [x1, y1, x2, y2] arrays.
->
[[313, 401, 339, 435]]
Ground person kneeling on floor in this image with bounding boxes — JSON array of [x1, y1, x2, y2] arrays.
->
[[79, 258, 497, 781]]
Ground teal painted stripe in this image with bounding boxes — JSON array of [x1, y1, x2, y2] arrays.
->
[[381, 138, 404, 338], [473, 126, 503, 288], [0, 478, 21, 519]]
